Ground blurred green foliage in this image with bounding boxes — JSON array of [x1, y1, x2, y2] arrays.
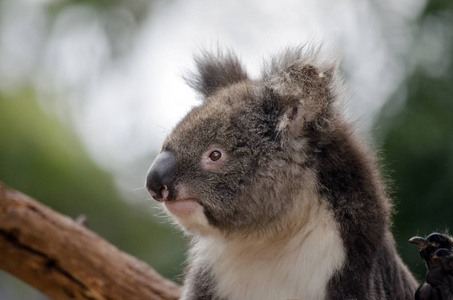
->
[[0, 89, 186, 296], [0, 0, 186, 298], [377, 0, 453, 280]]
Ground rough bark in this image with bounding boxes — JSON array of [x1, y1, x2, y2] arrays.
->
[[0, 181, 181, 300]]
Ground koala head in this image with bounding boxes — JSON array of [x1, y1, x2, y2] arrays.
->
[[146, 48, 343, 237]]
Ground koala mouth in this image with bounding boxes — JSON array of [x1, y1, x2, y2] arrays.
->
[[164, 198, 200, 216], [162, 184, 208, 220]]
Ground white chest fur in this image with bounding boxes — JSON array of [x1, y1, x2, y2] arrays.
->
[[186, 204, 346, 300]]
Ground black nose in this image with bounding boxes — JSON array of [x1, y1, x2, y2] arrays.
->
[[146, 151, 176, 202]]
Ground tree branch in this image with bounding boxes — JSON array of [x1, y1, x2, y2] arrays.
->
[[0, 181, 181, 300]]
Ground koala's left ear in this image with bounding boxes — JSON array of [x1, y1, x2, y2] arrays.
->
[[185, 49, 248, 98], [264, 49, 343, 135]]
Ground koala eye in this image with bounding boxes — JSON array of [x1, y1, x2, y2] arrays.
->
[[209, 151, 222, 161], [201, 147, 226, 170]]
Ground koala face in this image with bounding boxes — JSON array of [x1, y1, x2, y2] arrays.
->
[[146, 49, 339, 236], [147, 83, 292, 234]]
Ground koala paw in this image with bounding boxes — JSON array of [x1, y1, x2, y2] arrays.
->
[[410, 233, 453, 300]]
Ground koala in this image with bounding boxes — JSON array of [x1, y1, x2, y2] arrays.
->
[[145, 47, 419, 299]]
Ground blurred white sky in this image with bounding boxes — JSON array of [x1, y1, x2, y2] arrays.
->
[[0, 0, 435, 190]]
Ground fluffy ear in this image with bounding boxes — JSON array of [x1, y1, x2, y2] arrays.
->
[[185, 49, 248, 98], [263, 47, 343, 135]]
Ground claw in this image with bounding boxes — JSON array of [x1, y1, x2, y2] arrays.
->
[[409, 236, 427, 249], [433, 248, 451, 261], [426, 233, 452, 249]]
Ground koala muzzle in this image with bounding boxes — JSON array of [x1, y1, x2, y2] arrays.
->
[[146, 151, 176, 202]]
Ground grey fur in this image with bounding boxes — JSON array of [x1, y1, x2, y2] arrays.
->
[[148, 47, 418, 299], [184, 49, 248, 98]]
